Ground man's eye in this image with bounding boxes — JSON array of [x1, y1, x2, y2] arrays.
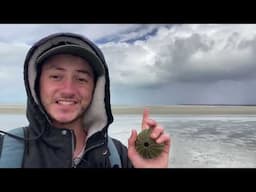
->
[[77, 78, 88, 82], [50, 75, 61, 80]]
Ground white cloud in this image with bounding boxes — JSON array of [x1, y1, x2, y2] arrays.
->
[[0, 42, 28, 80], [2, 24, 256, 104], [101, 24, 256, 88], [0, 42, 28, 104], [0, 24, 146, 104], [101, 40, 166, 87]]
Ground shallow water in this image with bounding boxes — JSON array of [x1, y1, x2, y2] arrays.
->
[[109, 114, 256, 168], [1, 113, 256, 168]]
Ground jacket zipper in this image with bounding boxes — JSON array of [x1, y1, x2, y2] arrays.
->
[[71, 131, 107, 167], [83, 142, 105, 155], [70, 130, 76, 168], [71, 132, 105, 167], [75, 142, 105, 168]]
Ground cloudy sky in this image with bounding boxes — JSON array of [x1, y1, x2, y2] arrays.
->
[[1, 24, 256, 105]]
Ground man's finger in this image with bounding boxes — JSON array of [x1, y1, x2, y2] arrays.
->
[[128, 129, 137, 147], [141, 108, 150, 130], [150, 125, 164, 139]]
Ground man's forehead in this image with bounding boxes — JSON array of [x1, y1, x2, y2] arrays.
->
[[42, 54, 92, 70]]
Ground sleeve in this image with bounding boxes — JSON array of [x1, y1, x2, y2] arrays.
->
[[111, 138, 134, 168]]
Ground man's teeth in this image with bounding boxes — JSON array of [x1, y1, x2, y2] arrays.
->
[[57, 101, 76, 105]]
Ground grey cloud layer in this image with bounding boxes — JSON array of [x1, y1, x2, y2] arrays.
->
[[102, 25, 256, 88], [1, 24, 256, 105]]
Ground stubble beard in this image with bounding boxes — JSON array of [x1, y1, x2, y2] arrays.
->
[[51, 102, 89, 128]]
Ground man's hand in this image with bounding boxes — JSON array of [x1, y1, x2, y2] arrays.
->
[[128, 108, 171, 168]]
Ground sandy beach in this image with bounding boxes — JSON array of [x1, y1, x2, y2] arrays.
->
[[2, 104, 256, 115], [0, 104, 26, 114], [111, 105, 256, 115]]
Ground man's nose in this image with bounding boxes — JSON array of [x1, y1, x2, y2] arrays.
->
[[60, 79, 76, 96]]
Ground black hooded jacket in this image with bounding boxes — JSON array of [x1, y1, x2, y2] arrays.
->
[[19, 33, 133, 168]]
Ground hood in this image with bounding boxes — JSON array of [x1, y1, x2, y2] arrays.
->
[[23, 32, 113, 139]]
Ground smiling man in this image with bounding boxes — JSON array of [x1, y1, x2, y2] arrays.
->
[[39, 55, 95, 126], [39, 54, 95, 158], [0, 33, 171, 168]]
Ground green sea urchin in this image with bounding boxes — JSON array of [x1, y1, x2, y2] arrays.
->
[[135, 129, 164, 159]]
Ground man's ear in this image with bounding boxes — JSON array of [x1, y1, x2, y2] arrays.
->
[[34, 72, 41, 103]]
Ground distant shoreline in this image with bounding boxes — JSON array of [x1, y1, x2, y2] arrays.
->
[[111, 105, 256, 115], [1, 104, 256, 115], [0, 105, 26, 114]]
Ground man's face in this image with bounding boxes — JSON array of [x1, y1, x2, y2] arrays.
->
[[39, 54, 95, 126]]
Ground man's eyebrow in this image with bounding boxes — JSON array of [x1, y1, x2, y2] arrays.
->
[[45, 65, 65, 71], [45, 65, 92, 76], [55, 67, 65, 71], [76, 69, 92, 76]]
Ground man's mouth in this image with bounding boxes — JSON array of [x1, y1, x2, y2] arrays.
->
[[56, 100, 78, 105]]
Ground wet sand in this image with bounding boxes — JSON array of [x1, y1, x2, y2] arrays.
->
[[2, 104, 256, 115], [0, 105, 26, 114], [111, 105, 256, 115]]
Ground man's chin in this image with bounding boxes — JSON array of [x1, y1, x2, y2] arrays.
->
[[57, 115, 79, 122], [57, 119, 75, 124], [51, 113, 84, 126]]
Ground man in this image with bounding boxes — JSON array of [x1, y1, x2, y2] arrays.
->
[[0, 32, 170, 168]]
